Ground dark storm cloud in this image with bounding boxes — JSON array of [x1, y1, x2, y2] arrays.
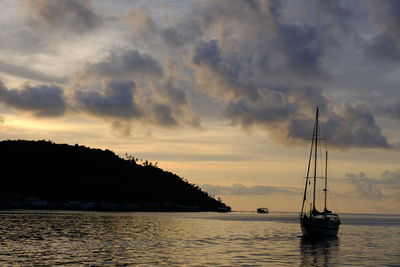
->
[[22, 0, 102, 34], [74, 80, 142, 135], [0, 60, 68, 84], [191, 0, 329, 81], [79, 49, 163, 82], [192, 39, 258, 101], [70, 42, 200, 132], [0, 81, 66, 117], [373, 0, 400, 34], [364, 0, 400, 61], [75, 80, 141, 120], [364, 33, 400, 62], [67, 0, 393, 148], [4, 0, 391, 147], [223, 88, 294, 127], [161, 22, 202, 48], [73, 78, 199, 133], [201, 184, 300, 196], [187, 0, 330, 100], [123, 8, 203, 50], [346, 169, 400, 200], [157, 81, 200, 127], [192, 39, 221, 67], [287, 102, 389, 148], [317, 0, 353, 34], [277, 23, 326, 78], [183, 0, 391, 148], [322, 103, 389, 148], [163, 82, 187, 107], [222, 91, 389, 148], [151, 103, 177, 127]]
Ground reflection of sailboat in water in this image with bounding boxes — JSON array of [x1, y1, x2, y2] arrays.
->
[[300, 236, 340, 267], [300, 107, 341, 237]]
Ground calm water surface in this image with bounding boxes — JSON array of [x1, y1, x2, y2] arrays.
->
[[0, 211, 399, 266]]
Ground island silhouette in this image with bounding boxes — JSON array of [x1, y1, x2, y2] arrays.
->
[[0, 140, 231, 212]]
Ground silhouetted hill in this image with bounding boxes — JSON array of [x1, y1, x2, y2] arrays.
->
[[0, 140, 231, 212]]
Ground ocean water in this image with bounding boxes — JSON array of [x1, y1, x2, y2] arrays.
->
[[0, 211, 399, 266]]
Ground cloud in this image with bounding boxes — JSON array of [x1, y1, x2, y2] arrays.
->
[[223, 87, 294, 127], [71, 43, 199, 132], [0, 60, 68, 84], [371, 0, 400, 36], [161, 23, 202, 48], [190, 0, 330, 86], [323, 102, 389, 148], [346, 172, 384, 200], [183, 1, 391, 148], [75, 80, 140, 120], [382, 169, 400, 187], [77, 49, 163, 83], [0, 80, 66, 117], [155, 81, 200, 127], [104, 1, 394, 148], [150, 103, 177, 127], [191, 39, 263, 104], [364, 33, 400, 62], [0, 28, 47, 55], [73, 78, 200, 133], [2, 1, 396, 149], [363, 0, 400, 61], [200, 184, 301, 196], [381, 101, 400, 120], [277, 23, 327, 78], [192, 39, 220, 67], [223, 90, 389, 148], [317, 0, 354, 34], [123, 8, 202, 49], [346, 169, 400, 200], [287, 102, 390, 148], [22, 0, 103, 34], [74, 80, 143, 136]]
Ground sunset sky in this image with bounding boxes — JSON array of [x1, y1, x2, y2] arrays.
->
[[0, 0, 399, 213]]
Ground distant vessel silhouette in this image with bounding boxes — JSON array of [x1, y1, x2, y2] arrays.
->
[[300, 107, 341, 237], [257, 208, 269, 214]]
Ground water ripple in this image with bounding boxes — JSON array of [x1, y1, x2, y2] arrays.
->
[[0, 211, 398, 266]]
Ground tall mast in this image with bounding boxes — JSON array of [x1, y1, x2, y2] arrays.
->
[[312, 107, 319, 211], [301, 118, 316, 214], [324, 150, 328, 211]]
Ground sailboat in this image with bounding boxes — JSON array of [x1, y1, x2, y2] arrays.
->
[[300, 107, 341, 237]]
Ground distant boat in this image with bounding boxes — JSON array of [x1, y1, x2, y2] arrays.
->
[[257, 208, 269, 214], [300, 107, 341, 237]]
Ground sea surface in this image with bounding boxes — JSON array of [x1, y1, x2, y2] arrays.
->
[[0, 211, 399, 266]]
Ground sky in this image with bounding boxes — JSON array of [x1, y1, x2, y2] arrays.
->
[[0, 0, 399, 214]]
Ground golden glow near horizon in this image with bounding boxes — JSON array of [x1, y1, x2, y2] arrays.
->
[[1, 116, 399, 213], [0, 0, 399, 214]]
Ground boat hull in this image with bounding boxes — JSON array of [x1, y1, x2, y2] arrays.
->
[[300, 217, 339, 237], [257, 208, 268, 214]]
